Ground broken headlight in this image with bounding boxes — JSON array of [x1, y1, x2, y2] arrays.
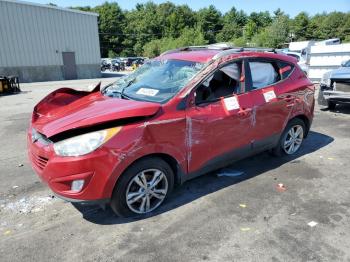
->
[[53, 127, 121, 157]]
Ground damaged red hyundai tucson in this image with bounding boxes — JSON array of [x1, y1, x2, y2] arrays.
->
[[27, 45, 315, 217]]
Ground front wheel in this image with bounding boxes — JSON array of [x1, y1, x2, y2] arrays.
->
[[272, 118, 306, 156], [110, 157, 174, 217]]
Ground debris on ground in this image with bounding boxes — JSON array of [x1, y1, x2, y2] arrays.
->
[[18, 164, 23, 167], [12, 186, 19, 189], [276, 183, 287, 192], [263, 216, 271, 221], [217, 168, 244, 177], [239, 204, 247, 208], [308, 221, 318, 227], [3, 230, 11, 235], [327, 157, 334, 160], [3, 195, 56, 214], [240, 227, 251, 232]]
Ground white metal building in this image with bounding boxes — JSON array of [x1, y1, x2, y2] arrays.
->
[[0, 0, 101, 82], [308, 43, 350, 81]]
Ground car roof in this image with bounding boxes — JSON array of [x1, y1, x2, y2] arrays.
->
[[160, 49, 221, 63], [159, 46, 297, 64]]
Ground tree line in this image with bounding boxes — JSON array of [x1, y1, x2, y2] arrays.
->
[[71, 2, 350, 58]]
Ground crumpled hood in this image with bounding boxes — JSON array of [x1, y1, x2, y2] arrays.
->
[[32, 88, 161, 138]]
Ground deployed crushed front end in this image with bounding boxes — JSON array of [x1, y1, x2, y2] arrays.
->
[[27, 126, 120, 203], [27, 86, 160, 203]]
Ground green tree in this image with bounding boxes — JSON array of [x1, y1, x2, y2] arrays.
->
[[320, 12, 347, 40], [292, 12, 310, 40], [266, 15, 290, 48], [70, 5, 93, 12], [196, 5, 223, 43], [143, 27, 207, 57], [70, 1, 350, 56], [249, 11, 272, 29], [167, 5, 196, 37], [94, 2, 125, 57], [216, 7, 247, 42], [244, 19, 258, 40]]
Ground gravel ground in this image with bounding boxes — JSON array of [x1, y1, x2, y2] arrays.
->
[[0, 79, 349, 262]]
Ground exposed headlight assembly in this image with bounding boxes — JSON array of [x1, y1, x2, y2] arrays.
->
[[53, 127, 121, 157]]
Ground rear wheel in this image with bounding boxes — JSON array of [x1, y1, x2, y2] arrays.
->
[[110, 157, 174, 217], [272, 118, 305, 156]]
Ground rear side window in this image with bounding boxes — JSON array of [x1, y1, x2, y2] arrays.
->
[[277, 61, 294, 80], [248, 62, 279, 89], [248, 60, 295, 90]]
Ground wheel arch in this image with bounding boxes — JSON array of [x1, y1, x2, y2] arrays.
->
[[110, 153, 183, 196], [290, 114, 311, 137]]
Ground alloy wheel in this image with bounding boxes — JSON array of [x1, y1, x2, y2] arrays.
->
[[126, 169, 168, 214], [283, 124, 304, 155]]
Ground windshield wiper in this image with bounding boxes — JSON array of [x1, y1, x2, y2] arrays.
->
[[121, 78, 135, 96], [111, 78, 136, 99]]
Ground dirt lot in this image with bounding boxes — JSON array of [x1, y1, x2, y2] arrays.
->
[[0, 79, 349, 262]]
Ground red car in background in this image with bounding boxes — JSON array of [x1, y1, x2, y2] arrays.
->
[[28, 45, 315, 217]]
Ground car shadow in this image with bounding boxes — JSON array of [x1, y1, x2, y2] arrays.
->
[[320, 104, 350, 115], [72, 130, 334, 225], [331, 104, 350, 115]]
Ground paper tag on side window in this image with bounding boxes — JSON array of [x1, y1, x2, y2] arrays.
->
[[223, 96, 240, 111], [263, 90, 276, 102], [136, 88, 159, 96]]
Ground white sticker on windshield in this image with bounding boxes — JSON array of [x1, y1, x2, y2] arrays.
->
[[136, 88, 159, 96], [223, 96, 240, 111], [263, 90, 276, 102]]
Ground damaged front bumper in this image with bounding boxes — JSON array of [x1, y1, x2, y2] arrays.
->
[[318, 83, 350, 106], [27, 129, 121, 202]]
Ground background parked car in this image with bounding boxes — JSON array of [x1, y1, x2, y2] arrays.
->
[[101, 59, 111, 72], [318, 59, 350, 109], [132, 58, 144, 70], [110, 59, 126, 71]]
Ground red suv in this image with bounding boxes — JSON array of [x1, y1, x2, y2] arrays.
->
[[28, 45, 315, 217]]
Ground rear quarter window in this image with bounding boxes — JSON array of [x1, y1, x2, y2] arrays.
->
[[277, 61, 295, 80]]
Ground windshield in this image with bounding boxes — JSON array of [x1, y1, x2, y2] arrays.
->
[[103, 59, 205, 103]]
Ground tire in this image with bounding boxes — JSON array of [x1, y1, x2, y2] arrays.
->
[[271, 118, 306, 157], [327, 101, 336, 110], [110, 157, 174, 217]]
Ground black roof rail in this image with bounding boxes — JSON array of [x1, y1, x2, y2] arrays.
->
[[160, 44, 281, 59], [212, 47, 280, 60], [160, 43, 234, 56]]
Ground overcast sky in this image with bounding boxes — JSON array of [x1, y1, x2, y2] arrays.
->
[[30, 0, 350, 17]]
